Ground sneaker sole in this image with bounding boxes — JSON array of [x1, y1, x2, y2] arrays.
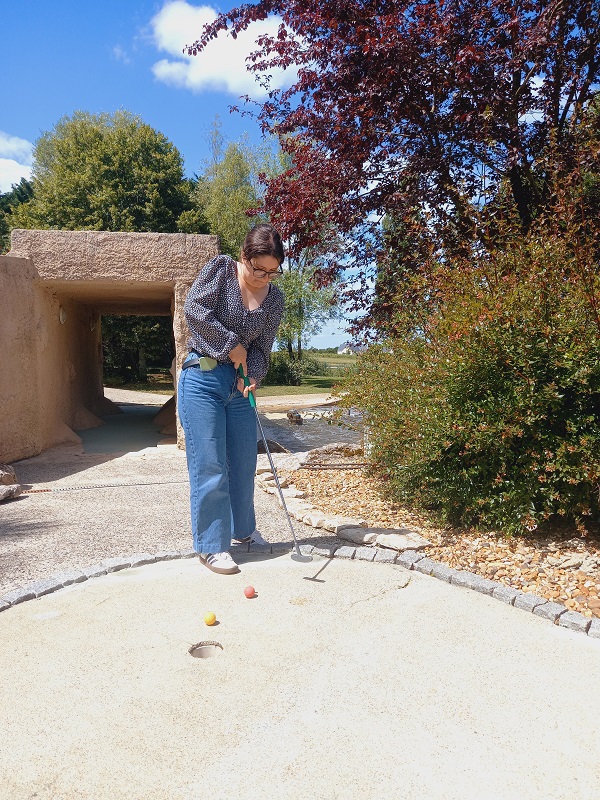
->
[[198, 555, 240, 575]]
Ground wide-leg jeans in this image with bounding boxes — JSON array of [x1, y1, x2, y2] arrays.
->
[[178, 359, 257, 554]]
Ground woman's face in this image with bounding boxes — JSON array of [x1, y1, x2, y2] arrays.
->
[[239, 254, 281, 288]]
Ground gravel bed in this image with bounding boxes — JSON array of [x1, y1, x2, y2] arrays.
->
[[0, 446, 328, 595], [286, 463, 600, 620]]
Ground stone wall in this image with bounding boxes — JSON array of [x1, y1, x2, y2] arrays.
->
[[0, 256, 43, 461], [1, 230, 220, 461]]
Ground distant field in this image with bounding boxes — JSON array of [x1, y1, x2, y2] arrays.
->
[[315, 354, 356, 371], [104, 354, 355, 396], [259, 379, 339, 397]]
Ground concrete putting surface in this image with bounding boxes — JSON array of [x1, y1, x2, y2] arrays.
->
[[1, 552, 600, 800]]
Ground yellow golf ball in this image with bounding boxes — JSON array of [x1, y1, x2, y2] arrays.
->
[[203, 612, 216, 626]]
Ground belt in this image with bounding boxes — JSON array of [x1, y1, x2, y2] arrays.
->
[[182, 354, 219, 371]]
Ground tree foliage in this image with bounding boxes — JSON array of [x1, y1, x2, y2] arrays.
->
[[10, 110, 189, 233], [188, 0, 600, 327], [6, 110, 192, 382], [102, 316, 174, 383], [0, 178, 33, 253], [200, 140, 262, 257], [276, 252, 341, 359], [195, 124, 343, 357]]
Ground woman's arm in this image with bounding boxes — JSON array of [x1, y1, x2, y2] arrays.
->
[[246, 289, 285, 388], [184, 255, 240, 359]]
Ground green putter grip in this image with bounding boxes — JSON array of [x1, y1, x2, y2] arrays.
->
[[237, 364, 257, 409]]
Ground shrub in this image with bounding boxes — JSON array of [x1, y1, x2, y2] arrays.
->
[[342, 234, 600, 534], [263, 352, 331, 385], [263, 353, 304, 385]]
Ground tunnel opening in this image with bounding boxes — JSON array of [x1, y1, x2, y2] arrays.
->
[[101, 313, 175, 390]]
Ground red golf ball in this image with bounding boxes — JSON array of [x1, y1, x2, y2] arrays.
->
[[244, 585, 256, 598]]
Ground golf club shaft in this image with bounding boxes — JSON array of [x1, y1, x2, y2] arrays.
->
[[238, 366, 304, 557]]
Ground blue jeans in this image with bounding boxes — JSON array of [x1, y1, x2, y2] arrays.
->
[[178, 357, 257, 553]]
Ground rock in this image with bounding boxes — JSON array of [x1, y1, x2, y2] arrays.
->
[[286, 409, 303, 425], [372, 529, 432, 552], [580, 556, 598, 573], [257, 438, 290, 454], [559, 555, 585, 570], [336, 526, 378, 545], [302, 512, 327, 528], [323, 517, 368, 534], [0, 464, 17, 485], [0, 484, 22, 502], [279, 487, 305, 498]]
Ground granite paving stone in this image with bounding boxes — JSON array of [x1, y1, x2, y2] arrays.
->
[[246, 544, 272, 555], [430, 562, 459, 583], [334, 545, 357, 559], [129, 553, 158, 568], [514, 593, 548, 613], [588, 619, 600, 639], [396, 550, 425, 569], [312, 544, 339, 558], [49, 569, 87, 586], [81, 565, 108, 580], [558, 611, 592, 634], [492, 585, 522, 605], [354, 546, 376, 562], [27, 578, 63, 598], [374, 548, 397, 564], [152, 550, 182, 561], [414, 557, 438, 576], [451, 572, 497, 596], [271, 542, 293, 553], [533, 602, 568, 624], [1, 587, 36, 606]]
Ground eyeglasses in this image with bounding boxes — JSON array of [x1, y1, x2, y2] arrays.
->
[[245, 258, 283, 279]]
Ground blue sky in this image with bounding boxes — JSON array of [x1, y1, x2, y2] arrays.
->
[[0, 0, 350, 348]]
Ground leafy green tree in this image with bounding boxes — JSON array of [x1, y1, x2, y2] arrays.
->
[[276, 254, 340, 360], [9, 110, 188, 233], [200, 141, 262, 257], [0, 178, 33, 253], [102, 316, 174, 383], [7, 111, 193, 381]]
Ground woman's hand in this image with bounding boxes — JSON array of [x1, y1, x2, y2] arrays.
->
[[228, 343, 248, 376], [237, 375, 257, 398]]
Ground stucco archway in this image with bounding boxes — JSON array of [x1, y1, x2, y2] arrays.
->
[[0, 229, 219, 462]]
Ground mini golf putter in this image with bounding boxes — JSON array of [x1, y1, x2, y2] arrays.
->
[[238, 364, 312, 563]]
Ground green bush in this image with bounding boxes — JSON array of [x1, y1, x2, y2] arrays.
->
[[263, 353, 331, 385], [343, 234, 600, 534]]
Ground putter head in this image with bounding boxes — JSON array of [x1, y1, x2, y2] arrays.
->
[[291, 552, 313, 563]]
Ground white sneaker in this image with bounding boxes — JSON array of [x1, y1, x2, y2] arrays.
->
[[199, 551, 240, 575], [234, 530, 269, 546]]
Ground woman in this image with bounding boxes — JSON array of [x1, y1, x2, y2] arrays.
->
[[178, 224, 285, 574]]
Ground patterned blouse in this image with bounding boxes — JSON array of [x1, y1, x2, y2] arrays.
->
[[184, 254, 284, 386]]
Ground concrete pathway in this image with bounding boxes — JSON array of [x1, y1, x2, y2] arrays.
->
[[1, 554, 599, 800], [2, 389, 600, 799]]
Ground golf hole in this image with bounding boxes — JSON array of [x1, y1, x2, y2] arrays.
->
[[189, 641, 223, 659]]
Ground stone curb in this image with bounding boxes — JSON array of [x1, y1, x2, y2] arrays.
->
[[255, 473, 600, 639], [0, 540, 597, 639]]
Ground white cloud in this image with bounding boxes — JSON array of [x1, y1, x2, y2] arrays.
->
[[0, 131, 33, 165], [150, 1, 294, 97], [112, 44, 132, 65], [0, 132, 33, 192], [0, 159, 32, 193]]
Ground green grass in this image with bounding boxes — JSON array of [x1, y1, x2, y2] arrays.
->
[[104, 359, 352, 397], [259, 377, 339, 396], [104, 373, 174, 394]]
